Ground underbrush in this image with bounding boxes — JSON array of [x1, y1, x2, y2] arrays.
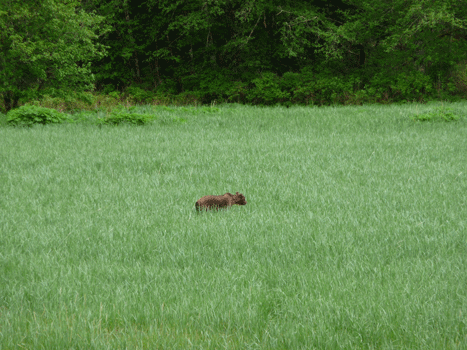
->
[[411, 106, 461, 122], [3, 104, 221, 126], [2, 64, 467, 115], [6, 105, 70, 126], [3, 101, 464, 127]]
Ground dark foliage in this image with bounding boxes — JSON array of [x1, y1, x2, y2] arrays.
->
[[2, 0, 466, 108]]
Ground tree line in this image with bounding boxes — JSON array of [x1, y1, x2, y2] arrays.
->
[[1, 0, 466, 111]]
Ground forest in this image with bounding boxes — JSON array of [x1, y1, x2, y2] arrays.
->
[[1, 0, 467, 111]]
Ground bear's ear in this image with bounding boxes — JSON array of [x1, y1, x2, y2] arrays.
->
[[236, 192, 239, 195]]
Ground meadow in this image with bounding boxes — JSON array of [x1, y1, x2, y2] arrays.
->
[[0, 102, 466, 349]]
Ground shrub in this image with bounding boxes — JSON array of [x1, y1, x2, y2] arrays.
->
[[390, 71, 433, 99], [227, 81, 248, 103], [293, 76, 355, 105], [0, 111, 7, 126], [101, 111, 153, 125], [92, 94, 125, 112], [127, 86, 155, 103], [279, 72, 302, 92], [197, 69, 233, 103], [247, 72, 290, 105], [108, 91, 121, 100], [411, 106, 461, 122], [26, 91, 96, 112], [452, 61, 467, 95], [7, 105, 70, 126], [172, 91, 202, 106]]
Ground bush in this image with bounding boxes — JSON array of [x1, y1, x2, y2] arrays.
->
[[127, 86, 155, 103], [197, 69, 233, 102], [247, 72, 290, 105], [0, 111, 7, 126], [292, 74, 356, 105], [172, 91, 202, 106], [390, 71, 433, 99], [452, 61, 467, 95], [227, 81, 248, 103], [7, 105, 70, 126], [411, 106, 461, 122], [27, 92, 96, 112], [101, 111, 153, 125]]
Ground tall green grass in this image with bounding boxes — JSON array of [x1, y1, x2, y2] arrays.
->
[[1, 102, 466, 349]]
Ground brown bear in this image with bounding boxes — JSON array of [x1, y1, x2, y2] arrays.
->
[[195, 192, 247, 211]]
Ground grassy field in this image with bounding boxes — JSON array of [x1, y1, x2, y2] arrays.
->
[[1, 102, 466, 349]]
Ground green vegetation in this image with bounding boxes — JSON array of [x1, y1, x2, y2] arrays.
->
[[0, 0, 107, 111], [411, 106, 461, 122], [6, 105, 70, 126], [1, 0, 467, 112], [1, 103, 466, 348], [100, 111, 153, 126]]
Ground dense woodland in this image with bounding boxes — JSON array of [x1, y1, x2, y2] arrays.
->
[[1, 0, 467, 111]]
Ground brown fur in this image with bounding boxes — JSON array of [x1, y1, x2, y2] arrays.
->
[[195, 192, 247, 211]]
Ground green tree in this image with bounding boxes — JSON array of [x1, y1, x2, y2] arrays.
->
[[4, 0, 465, 106], [0, 0, 108, 111], [85, 0, 348, 93], [326, 0, 467, 76]]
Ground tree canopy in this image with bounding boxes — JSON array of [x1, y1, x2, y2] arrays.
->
[[1, 0, 466, 110], [0, 0, 108, 111]]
